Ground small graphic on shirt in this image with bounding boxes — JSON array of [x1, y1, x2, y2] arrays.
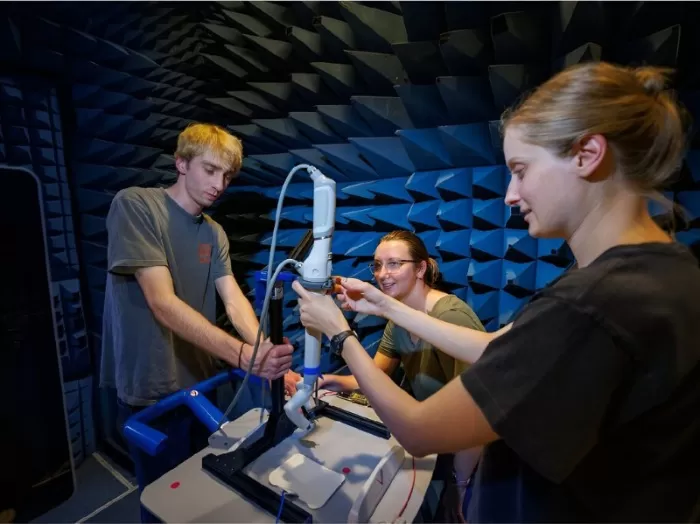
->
[[198, 243, 212, 264]]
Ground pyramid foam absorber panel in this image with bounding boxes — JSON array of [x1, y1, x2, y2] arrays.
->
[[408, 200, 442, 229], [685, 151, 700, 184], [473, 198, 506, 229], [503, 260, 537, 293], [369, 203, 413, 230], [438, 123, 498, 166], [537, 238, 570, 265], [365, 178, 414, 203], [470, 229, 505, 260], [338, 206, 377, 227], [417, 230, 441, 258], [437, 230, 472, 259], [344, 232, 385, 257], [440, 259, 471, 287], [406, 170, 442, 201], [505, 229, 538, 262], [396, 128, 453, 171], [437, 199, 473, 230], [348, 137, 416, 179], [434, 167, 473, 200], [472, 165, 507, 199], [468, 259, 503, 291], [499, 290, 530, 326], [466, 289, 500, 321], [676, 191, 700, 223]]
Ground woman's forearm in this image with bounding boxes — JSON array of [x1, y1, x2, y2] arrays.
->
[[384, 299, 511, 363], [322, 373, 360, 392]]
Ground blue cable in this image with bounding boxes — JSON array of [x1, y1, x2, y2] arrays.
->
[[275, 490, 286, 523]]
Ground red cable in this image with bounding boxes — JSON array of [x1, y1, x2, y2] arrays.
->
[[393, 456, 416, 523]]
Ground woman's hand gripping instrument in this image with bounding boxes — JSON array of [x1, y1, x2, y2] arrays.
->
[[284, 168, 336, 433]]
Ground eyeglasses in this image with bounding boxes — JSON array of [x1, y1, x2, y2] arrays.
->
[[368, 259, 417, 275]]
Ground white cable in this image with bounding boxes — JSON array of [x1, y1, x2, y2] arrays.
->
[[218, 164, 315, 428]]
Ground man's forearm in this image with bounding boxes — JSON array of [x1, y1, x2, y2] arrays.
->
[[225, 302, 261, 346], [152, 295, 245, 366], [384, 300, 511, 363]]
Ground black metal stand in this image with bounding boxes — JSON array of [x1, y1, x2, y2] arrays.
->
[[202, 231, 390, 523]]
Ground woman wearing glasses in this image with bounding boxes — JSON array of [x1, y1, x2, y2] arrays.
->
[[287, 230, 484, 522]]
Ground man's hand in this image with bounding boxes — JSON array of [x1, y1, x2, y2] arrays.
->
[[242, 338, 293, 380]]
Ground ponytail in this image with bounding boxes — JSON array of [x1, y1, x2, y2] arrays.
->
[[424, 257, 440, 287]]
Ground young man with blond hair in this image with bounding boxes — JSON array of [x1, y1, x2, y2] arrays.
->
[[100, 123, 293, 428]]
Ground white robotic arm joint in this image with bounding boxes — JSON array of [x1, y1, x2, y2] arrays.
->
[[283, 166, 337, 433]]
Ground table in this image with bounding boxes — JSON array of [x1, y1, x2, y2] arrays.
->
[[141, 393, 437, 523]]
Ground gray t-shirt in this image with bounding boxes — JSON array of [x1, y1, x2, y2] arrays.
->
[[99, 187, 233, 406]]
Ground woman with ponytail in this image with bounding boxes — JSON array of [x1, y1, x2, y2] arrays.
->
[[293, 62, 700, 522], [287, 230, 485, 522]]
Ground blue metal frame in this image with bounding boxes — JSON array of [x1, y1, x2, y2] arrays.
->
[[122, 369, 263, 457]]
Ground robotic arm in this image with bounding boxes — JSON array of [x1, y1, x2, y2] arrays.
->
[[284, 168, 336, 432]]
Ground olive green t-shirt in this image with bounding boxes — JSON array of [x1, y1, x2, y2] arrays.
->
[[377, 294, 485, 401]]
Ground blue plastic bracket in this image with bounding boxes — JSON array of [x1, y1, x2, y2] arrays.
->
[[122, 368, 263, 457]]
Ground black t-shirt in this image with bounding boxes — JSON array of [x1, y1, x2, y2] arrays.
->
[[461, 242, 700, 523]]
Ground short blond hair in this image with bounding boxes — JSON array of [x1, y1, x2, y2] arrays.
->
[[501, 62, 688, 193], [175, 123, 244, 176]]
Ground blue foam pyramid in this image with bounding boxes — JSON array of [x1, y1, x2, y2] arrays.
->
[[436, 230, 471, 259], [473, 199, 506, 229], [349, 137, 416, 179], [435, 168, 472, 200], [466, 288, 500, 320], [316, 105, 373, 139], [314, 143, 378, 180], [437, 199, 473, 230], [406, 171, 441, 200], [470, 229, 505, 259], [408, 201, 441, 229], [438, 124, 497, 166], [288, 112, 341, 144], [289, 149, 350, 182], [503, 261, 537, 293], [345, 232, 385, 257], [396, 128, 453, 170], [249, 153, 296, 177], [351, 96, 414, 135], [677, 191, 700, 221], [499, 291, 529, 326], [472, 165, 507, 198], [417, 230, 441, 258], [468, 259, 503, 290], [368, 203, 413, 230], [366, 178, 414, 203], [338, 206, 376, 227], [342, 181, 378, 200], [440, 259, 470, 286], [505, 229, 538, 262]]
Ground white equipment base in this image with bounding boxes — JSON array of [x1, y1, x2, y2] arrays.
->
[[141, 394, 437, 523]]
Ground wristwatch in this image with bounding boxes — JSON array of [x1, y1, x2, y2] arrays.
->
[[330, 330, 358, 358]]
